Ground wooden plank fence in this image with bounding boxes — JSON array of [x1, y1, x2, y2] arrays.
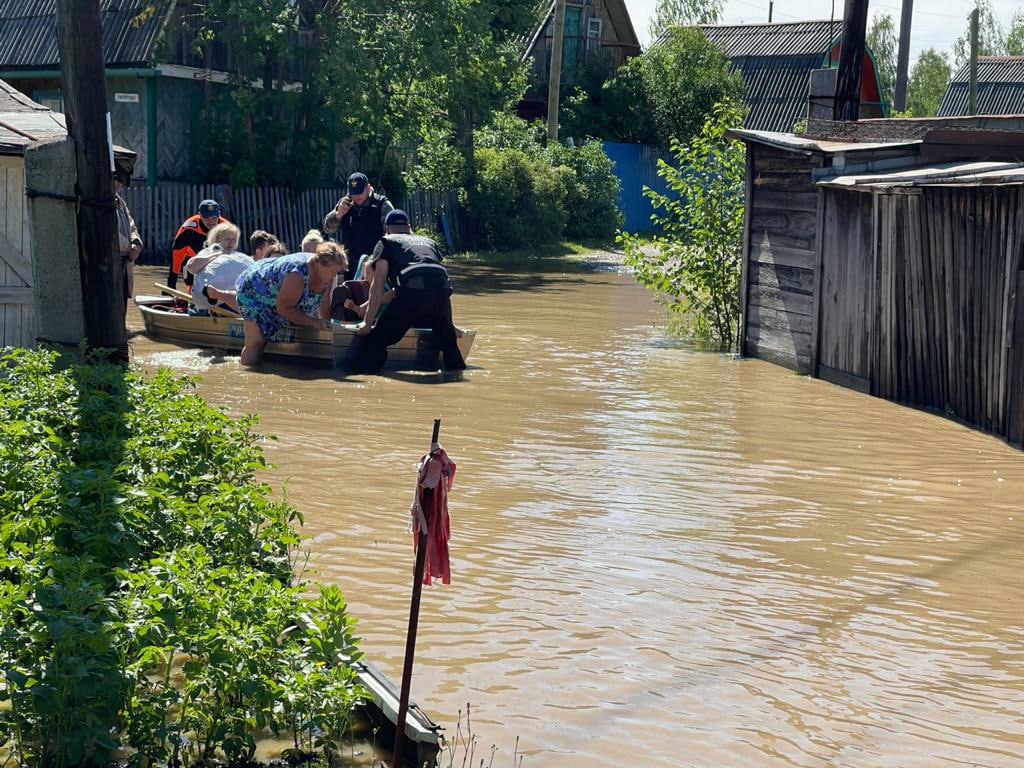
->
[[122, 183, 462, 265]]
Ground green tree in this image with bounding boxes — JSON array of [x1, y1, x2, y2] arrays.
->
[[952, 0, 1005, 66], [620, 101, 746, 350], [867, 11, 897, 111], [1005, 10, 1024, 55], [648, 0, 724, 40], [906, 48, 952, 117]]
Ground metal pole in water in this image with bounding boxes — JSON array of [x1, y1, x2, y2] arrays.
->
[[391, 418, 441, 768]]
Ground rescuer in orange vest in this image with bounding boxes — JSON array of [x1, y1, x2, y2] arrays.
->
[[167, 199, 228, 289]]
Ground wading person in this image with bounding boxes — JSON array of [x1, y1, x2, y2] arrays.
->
[[233, 242, 348, 366], [168, 199, 227, 289], [354, 209, 465, 373], [322, 172, 393, 281]]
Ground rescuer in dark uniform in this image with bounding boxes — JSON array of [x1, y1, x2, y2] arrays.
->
[[168, 199, 226, 289], [354, 209, 466, 373], [322, 172, 394, 281]]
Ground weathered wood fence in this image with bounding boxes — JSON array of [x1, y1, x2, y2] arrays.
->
[[122, 183, 461, 265], [0, 154, 35, 349], [815, 185, 1024, 443]]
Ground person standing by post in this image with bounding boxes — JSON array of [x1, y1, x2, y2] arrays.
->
[[167, 199, 226, 288], [322, 172, 394, 281], [113, 167, 143, 304], [354, 209, 465, 373]]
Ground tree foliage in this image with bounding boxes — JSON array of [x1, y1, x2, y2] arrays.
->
[[648, 0, 724, 40], [867, 11, 897, 111], [906, 48, 952, 117], [1006, 10, 1024, 56], [620, 101, 746, 350], [953, 0, 1006, 66], [564, 27, 743, 147]]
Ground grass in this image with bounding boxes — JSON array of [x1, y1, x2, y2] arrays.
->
[[447, 239, 623, 268]]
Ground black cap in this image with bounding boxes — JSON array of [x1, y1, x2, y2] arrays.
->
[[384, 209, 410, 227], [347, 172, 369, 196]]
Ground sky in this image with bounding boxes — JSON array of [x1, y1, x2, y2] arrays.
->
[[624, 0, 1024, 64]]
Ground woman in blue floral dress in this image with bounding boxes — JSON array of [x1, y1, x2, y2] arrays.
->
[[233, 242, 348, 365]]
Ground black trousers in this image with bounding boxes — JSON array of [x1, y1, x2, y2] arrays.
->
[[356, 286, 466, 373]]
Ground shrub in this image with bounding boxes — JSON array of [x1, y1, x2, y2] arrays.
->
[[620, 100, 746, 350], [0, 349, 363, 768], [547, 140, 623, 241]]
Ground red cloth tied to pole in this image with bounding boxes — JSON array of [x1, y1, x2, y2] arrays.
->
[[409, 442, 455, 585]]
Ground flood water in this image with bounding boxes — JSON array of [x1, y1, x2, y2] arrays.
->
[[130, 261, 1024, 768]]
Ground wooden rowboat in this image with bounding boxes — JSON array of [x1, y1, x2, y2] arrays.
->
[[133, 295, 476, 370]]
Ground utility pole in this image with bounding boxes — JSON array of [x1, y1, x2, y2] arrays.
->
[[968, 7, 980, 115], [547, 0, 566, 141], [769, 2, 774, 23], [55, 0, 127, 359], [832, 0, 870, 121], [893, 0, 913, 112]]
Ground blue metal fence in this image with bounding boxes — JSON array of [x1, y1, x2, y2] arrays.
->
[[602, 141, 672, 234]]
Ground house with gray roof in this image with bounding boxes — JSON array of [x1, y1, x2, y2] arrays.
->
[[938, 56, 1024, 117], [697, 20, 887, 132]]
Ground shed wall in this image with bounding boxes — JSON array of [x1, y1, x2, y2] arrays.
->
[[741, 144, 823, 372], [0, 154, 36, 348]]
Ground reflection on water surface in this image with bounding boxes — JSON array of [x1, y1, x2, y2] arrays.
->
[[131, 263, 1024, 768]]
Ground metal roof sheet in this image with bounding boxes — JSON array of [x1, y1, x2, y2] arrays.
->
[[729, 127, 921, 154], [0, 0, 171, 69], [818, 160, 1024, 188], [698, 20, 841, 58], [729, 53, 823, 132], [938, 57, 1024, 117]]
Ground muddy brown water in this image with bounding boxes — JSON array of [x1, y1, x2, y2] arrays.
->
[[130, 261, 1024, 767]]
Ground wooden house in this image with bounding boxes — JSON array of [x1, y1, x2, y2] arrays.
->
[[519, 0, 642, 120], [699, 20, 887, 132], [732, 115, 1024, 445], [938, 56, 1024, 117]]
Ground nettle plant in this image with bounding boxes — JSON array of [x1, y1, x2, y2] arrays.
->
[[0, 349, 363, 768]]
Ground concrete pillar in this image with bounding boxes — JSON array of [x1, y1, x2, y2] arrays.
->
[[25, 137, 86, 346]]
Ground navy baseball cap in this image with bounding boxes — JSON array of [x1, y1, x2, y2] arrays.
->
[[198, 199, 221, 217], [347, 172, 369, 196], [385, 209, 410, 227]]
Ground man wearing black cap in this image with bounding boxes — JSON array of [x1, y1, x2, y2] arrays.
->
[[354, 209, 465, 373], [168, 198, 226, 289], [322, 172, 394, 281]]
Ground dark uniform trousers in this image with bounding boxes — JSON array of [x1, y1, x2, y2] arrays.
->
[[357, 278, 466, 373]]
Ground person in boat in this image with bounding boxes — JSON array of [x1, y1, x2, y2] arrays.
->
[[234, 242, 348, 366], [168, 199, 228, 289], [322, 172, 393, 281], [187, 223, 251, 316], [301, 229, 324, 253], [113, 166, 143, 305], [250, 230, 287, 260], [354, 209, 465, 372]]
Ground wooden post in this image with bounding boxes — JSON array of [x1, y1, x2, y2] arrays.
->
[[391, 419, 441, 768], [769, 2, 774, 23], [968, 8, 980, 116], [55, 0, 127, 359], [547, 0, 567, 142], [893, 0, 914, 112], [832, 0, 870, 121]]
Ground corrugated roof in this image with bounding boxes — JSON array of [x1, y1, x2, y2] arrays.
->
[[698, 19, 842, 58], [729, 127, 921, 154], [818, 159, 1024, 188], [729, 53, 824, 131], [938, 57, 1024, 117], [0, 0, 172, 70]]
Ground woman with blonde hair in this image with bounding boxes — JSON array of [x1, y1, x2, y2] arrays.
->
[[301, 229, 325, 253], [184, 222, 251, 315], [230, 242, 348, 365]]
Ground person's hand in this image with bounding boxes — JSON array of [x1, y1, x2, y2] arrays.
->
[[355, 321, 372, 336], [312, 317, 329, 331], [129, 244, 142, 262], [335, 196, 353, 218]]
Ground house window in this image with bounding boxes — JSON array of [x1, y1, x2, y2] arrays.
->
[[587, 18, 602, 38]]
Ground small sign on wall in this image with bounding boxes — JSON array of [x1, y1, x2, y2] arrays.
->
[[114, 92, 139, 103]]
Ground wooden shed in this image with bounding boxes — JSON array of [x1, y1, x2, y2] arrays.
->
[[732, 116, 1024, 446]]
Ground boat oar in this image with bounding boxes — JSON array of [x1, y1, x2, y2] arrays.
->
[[153, 283, 236, 318], [391, 418, 441, 768]]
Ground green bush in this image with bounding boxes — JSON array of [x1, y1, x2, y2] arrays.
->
[[0, 349, 363, 768], [547, 141, 623, 241]]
